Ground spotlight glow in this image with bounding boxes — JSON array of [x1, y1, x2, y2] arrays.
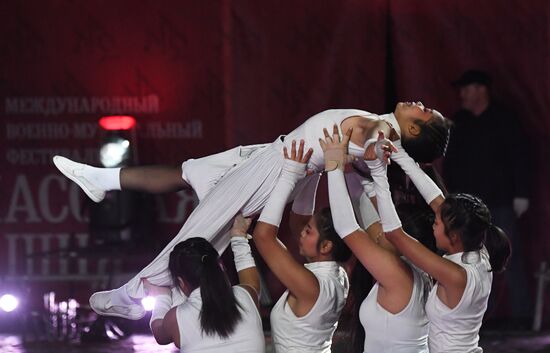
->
[[99, 137, 130, 167], [0, 294, 19, 312], [141, 296, 156, 311]]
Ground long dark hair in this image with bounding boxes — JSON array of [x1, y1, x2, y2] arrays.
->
[[439, 193, 511, 272], [168, 238, 242, 337], [401, 113, 451, 163], [315, 207, 352, 262]]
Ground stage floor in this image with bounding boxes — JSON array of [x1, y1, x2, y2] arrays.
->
[[2, 331, 550, 353]]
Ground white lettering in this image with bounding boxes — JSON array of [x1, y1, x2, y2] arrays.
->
[[39, 175, 69, 223], [5, 175, 41, 223], [4, 95, 160, 115]]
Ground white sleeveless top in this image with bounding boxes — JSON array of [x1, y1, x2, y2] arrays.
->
[[360, 261, 431, 353], [270, 261, 350, 353], [176, 286, 265, 353], [425, 248, 493, 353], [284, 109, 380, 173]]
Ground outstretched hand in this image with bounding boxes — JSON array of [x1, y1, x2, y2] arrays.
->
[[364, 130, 398, 164], [319, 124, 354, 171], [282, 139, 314, 176], [283, 139, 313, 164]]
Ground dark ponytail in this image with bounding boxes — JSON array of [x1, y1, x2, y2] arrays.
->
[[484, 224, 511, 273], [169, 238, 242, 338], [440, 194, 511, 273]]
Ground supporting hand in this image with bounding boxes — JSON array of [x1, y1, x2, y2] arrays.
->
[[231, 213, 252, 237], [364, 130, 398, 164], [280, 139, 313, 183]]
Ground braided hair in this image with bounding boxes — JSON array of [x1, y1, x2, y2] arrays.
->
[[401, 111, 452, 163], [439, 193, 511, 272]]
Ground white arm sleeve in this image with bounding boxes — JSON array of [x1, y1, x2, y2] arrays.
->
[[258, 159, 306, 227], [390, 139, 443, 204], [150, 294, 172, 329], [365, 159, 402, 232], [291, 173, 321, 216], [231, 236, 256, 272], [327, 169, 361, 238], [353, 192, 380, 230]]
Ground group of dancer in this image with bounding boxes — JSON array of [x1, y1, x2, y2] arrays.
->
[[53, 101, 511, 352]]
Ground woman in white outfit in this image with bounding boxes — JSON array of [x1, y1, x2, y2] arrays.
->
[[252, 140, 350, 352], [52, 102, 450, 319], [363, 133, 511, 353], [143, 215, 265, 353], [320, 127, 432, 353]]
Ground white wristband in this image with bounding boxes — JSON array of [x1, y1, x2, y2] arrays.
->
[[365, 159, 402, 232], [150, 294, 172, 330], [258, 159, 306, 227], [231, 236, 256, 272], [327, 169, 361, 238], [353, 192, 380, 230], [291, 173, 321, 216], [391, 140, 442, 203]]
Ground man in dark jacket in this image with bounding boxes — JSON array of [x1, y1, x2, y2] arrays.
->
[[444, 69, 531, 323]]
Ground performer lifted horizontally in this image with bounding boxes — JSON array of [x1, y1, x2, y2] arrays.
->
[[53, 102, 450, 319]]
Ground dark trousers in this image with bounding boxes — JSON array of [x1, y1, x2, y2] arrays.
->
[[487, 205, 532, 319]]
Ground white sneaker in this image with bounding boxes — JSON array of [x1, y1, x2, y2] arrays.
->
[[52, 156, 105, 203], [89, 290, 145, 320]]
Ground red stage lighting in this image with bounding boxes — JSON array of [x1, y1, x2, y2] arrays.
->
[[99, 116, 136, 131]]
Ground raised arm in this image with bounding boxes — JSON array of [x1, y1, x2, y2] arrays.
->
[[289, 172, 321, 237], [367, 133, 466, 298], [253, 140, 320, 314], [320, 125, 412, 295], [352, 176, 398, 254], [143, 280, 180, 347], [390, 139, 444, 212], [230, 214, 261, 308]]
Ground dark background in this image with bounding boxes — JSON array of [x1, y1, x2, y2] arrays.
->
[[0, 0, 548, 326]]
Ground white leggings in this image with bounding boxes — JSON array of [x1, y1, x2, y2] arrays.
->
[[122, 140, 287, 302]]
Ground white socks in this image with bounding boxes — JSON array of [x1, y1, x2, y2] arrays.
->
[[82, 164, 122, 191]]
